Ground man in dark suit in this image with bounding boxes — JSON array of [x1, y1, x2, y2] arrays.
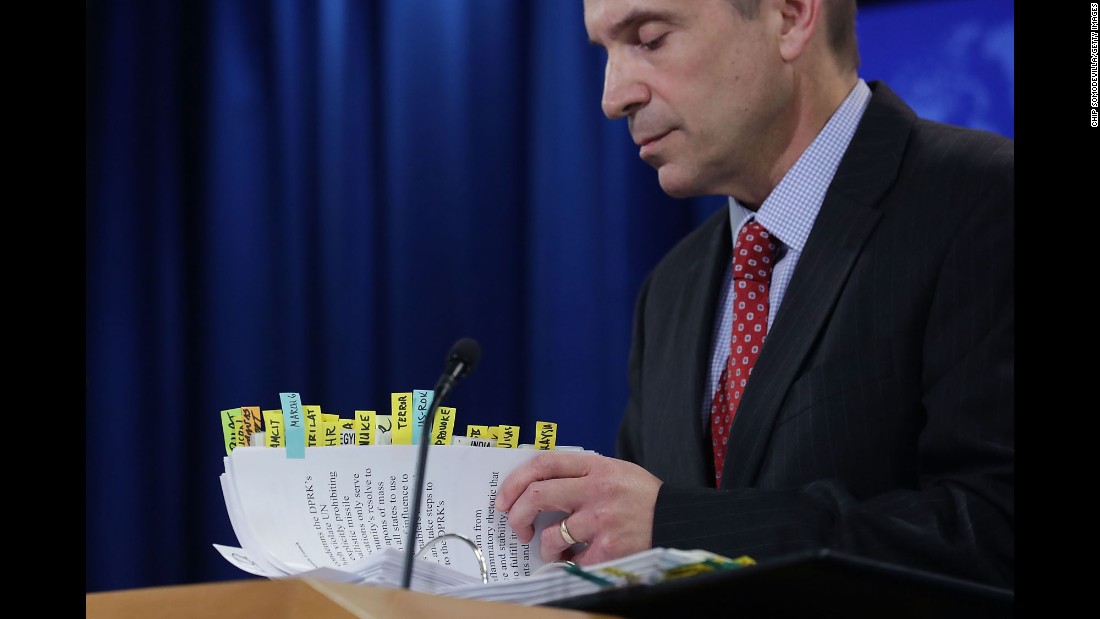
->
[[498, 0, 1013, 589]]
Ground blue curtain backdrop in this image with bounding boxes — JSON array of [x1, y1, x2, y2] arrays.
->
[[86, 0, 1014, 593]]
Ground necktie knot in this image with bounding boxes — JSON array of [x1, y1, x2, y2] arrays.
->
[[732, 221, 777, 283]]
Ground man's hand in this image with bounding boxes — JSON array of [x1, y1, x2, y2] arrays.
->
[[497, 451, 663, 565]]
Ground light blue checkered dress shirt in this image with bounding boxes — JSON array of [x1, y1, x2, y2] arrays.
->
[[703, 79, 872, 427]]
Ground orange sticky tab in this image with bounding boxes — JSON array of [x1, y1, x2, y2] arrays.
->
[[241, 406, 262, 447]]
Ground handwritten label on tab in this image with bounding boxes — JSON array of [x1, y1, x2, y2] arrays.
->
[[240, 406, 262, 447], [262, 409, 284, 447], [221, 408, 243, 455], [304, 405, 322, 447], [412, 389, 434, 445], [535, 421, 558, 450], [431, 406, 456, 445], [467, 425, 495, 439], [495, 425, 519, 448], [279, 392, 305, 459], [391, 393, 412, 444], [375, 414, 394, 445], [323, 413, 341, 446], [355, 410, 375, 445]]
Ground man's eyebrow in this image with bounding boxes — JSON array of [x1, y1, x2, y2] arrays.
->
[[587, 9, 678, 45]]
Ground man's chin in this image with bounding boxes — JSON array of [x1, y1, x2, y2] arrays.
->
[[655, 167, 699, 199]]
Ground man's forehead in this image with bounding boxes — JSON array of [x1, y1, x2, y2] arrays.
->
[[583, 0, 685, 41]]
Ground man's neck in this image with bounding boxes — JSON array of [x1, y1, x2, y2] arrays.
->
[[736, 73, 859, 207]]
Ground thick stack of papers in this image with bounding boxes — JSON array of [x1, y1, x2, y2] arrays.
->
[[217, 444, 566, 583], [215, 444, 753, 605], [440, 546, 753, 605]]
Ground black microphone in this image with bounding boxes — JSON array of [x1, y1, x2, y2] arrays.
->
[[401, 337, 481, 589]]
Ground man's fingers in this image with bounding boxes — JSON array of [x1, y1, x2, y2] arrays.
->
[[502, 476, 588, 542], [498, 452, 594, 512], [540, 516, 579, 561], [540, 511, 613, 564], [498, 454, 662, 565]]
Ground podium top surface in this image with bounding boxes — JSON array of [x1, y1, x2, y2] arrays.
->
[[86, 577, 620, 619]]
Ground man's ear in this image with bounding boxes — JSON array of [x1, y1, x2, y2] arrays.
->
[[775, 0, 822, 63]]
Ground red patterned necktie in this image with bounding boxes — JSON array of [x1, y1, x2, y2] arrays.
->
[[710, 221, 777, 487]]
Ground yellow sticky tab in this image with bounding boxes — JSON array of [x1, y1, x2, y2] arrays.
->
[[391, 392, 413, 444], [495, 425, 519, 448], [221, 408, 243, 455], [304, 405, 322, 447], [340, 418, 356, 446], [431, 406, 456, 445], [597, 566, 641, 585], [356, 410, 376, 445], [263, 410, 284, 447], [467, 424, 494, 439], [322, 413, 341, 446], [535, 421, 558, 450], [241, 406, 262, 447]]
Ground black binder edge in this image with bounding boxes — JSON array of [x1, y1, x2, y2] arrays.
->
[[543, 548, 1014, 619]]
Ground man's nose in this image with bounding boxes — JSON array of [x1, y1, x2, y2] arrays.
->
[[601, 56, 648, 120]]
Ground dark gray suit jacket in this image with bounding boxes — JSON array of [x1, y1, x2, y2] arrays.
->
[[617, 82, 1013, 588]]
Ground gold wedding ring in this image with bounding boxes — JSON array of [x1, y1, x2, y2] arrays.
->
[[559, 517, 582, 545]]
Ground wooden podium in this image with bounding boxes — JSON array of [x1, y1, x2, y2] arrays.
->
[[87, 550, 1013, 618], [85, 577, 620, 619]]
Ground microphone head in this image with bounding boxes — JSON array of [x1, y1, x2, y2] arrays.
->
[[447, 337, 481, 379]]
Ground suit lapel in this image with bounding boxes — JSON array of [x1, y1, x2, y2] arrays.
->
[[720, 82, 918, 488], [665, 206, 732, 486]]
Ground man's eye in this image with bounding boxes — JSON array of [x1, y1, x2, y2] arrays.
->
[[639, 32, 668, 51]]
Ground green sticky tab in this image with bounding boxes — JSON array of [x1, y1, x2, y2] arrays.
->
[[563, 563, 617, 588], [220, 408, 243, 455]]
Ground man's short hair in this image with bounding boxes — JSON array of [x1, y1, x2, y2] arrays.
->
[[726, 0, 860, 72]]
